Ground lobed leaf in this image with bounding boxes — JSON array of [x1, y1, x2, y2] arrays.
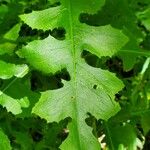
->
[[19, 0, 128, 149]]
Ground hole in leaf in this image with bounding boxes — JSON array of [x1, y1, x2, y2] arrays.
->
[[93, 85, 98, 89]]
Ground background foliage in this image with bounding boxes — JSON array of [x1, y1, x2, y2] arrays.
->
[[0, 0, 150, 149]]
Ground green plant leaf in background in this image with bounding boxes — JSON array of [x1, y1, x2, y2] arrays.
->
[[0, 63, 29, 115], [0, 60, 28, 79], [0, 24, 21, 55], [0, 129, 11, 150], [19, 0, 128, 149], [104, 122, 141, 150]]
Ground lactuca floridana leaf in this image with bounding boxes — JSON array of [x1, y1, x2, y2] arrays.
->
[[0, 129, 11, 150], [19, 0, 128, 149]]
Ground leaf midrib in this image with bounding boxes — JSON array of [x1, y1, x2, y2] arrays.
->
[[67, 0, 81, 149]]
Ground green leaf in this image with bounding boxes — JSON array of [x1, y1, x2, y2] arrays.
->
[[19, 1, 105, 31], [118, 49, 150, 71], [104, 122, 141, 150], [20, 6, 64, 30], [0, 43, 16, 55], [0, 62, 29, 115], [0, 76, 40, 116], [17, 35, 71, 74], [4, 78, 40, 118], [19, 0, 128, 149], [0, 129, 11, 150], [0, 91, 22, 115], [0, 5, 8, 24], [32, 67, 123, 149], [18, 25, 127, 74], [92, 0, 149, 71], [4, 23, 20, 41], [141, 111, 150, 135], [0, 24, 20, 55], [12, 131, 33, 150], [0, 60, 29, 79]]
